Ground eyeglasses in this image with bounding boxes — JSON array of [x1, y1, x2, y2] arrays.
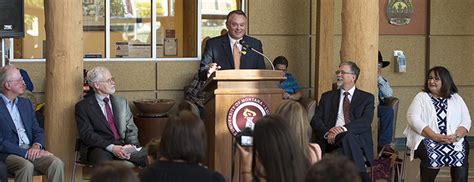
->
[[96, 77, 115, 84], [428, 76, 441, 81], [335, 70, 354, 75], [7, 77, 24, 83]]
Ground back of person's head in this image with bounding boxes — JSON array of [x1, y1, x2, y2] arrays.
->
[[90, 161, 139, 182], [145, 138, 161, 164], [253, 114, 309, 182], [272, 56, 289, 68], [160, 110, 206, 163], [305, 154, 360, 182], [177, 101, 200, 117], [274, 100, 311, 159]]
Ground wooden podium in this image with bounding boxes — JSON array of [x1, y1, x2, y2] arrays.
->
[[203, 70, 285, 181]]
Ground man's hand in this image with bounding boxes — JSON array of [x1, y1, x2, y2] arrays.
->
[[327, 127, 345, 144], [207, 63, 221, 77], [27, 148, 42, 161], [111, 145, 131, 160]]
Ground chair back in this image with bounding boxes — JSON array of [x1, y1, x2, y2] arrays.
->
[[382, 97, 399, 142], [298, 97, 317, 120]]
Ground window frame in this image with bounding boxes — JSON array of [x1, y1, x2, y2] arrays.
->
[[7, 0, 245, 63]]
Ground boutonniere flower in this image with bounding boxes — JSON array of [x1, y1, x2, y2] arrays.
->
[[241, 50, 247, 55]]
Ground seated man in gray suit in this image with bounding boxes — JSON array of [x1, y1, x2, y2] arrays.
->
[[75, 66, 147, 167], [0, 65, 64, 182], [311, 61, 374, 182]]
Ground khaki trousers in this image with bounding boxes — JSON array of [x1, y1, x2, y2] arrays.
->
[[6, 154, 64, 182]]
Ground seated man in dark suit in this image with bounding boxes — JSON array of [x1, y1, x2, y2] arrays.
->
[[0, 65, 64, 182], [199, 10, 266, 81], [75, 66, 147, 167], [310, 61, 374, 182]]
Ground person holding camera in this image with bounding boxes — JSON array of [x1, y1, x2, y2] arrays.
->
[[237, 115, 309, 182]]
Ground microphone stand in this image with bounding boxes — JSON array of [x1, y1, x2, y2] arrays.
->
[[239, 40, 275, 70], [247, 47, 275, 70]]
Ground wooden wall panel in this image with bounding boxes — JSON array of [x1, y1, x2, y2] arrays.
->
[[248, 0, 310, 35], [255, 35, 311, 88], [430, 0, 474, 35], [430, 36, 474, 85]]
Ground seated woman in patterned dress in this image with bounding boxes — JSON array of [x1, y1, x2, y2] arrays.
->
[[404, 66, 471, 182]]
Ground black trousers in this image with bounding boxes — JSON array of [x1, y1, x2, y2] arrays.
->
[[88, 146, 148, 167], [0, 162, 7, 182], [415, 138, 469, 182]]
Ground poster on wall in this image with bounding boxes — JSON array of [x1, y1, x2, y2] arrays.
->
[[164, 38, 177, 56]]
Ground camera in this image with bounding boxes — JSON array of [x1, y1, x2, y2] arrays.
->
[[237, 127, 253, 147]]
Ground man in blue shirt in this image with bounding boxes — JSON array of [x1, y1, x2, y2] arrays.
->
[[377, 51, 395, 152], [273, 56, 302, 100], [0, 65, 64, 182]]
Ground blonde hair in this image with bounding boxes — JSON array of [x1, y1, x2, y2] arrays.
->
[[274, 100, 312, 160]]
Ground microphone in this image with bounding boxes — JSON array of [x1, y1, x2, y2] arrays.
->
[[239, 39, 275, 70]]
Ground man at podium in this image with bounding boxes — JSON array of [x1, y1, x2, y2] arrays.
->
[[199, 10, 266, 81]]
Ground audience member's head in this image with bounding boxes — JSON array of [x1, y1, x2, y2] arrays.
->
[[220, 28, 228, 35], [0, 65, 25, 97], [90, 161, 139, 182], [201, 36, 211, 54], [226, 10, 247, 40], [177, 101, 200, 117], [86, 66, 115, 96], [305, 154, 360, 182], [145, 138, 161, 165], [273, 56, 289, 72], [274, 100, 311, 159], [160, 110, 206, 164], [336, 61, 360, 89], [423, 66, 457, 99], [253, 114, 309, 182]]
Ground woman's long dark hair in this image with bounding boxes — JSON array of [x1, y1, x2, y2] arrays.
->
[[423, 66, 458, 99], [253, 115, 309, 182]]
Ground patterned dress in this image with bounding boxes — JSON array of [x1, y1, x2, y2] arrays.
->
[[422, 94, 466, 167]]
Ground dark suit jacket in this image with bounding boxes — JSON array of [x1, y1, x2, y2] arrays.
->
[[0, 97, 45, 162], [198, 34, 266, 80], [310, 88, 375, 171], [75, 94, 140, 156]]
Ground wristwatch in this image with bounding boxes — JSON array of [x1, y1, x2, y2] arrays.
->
[[455, 133, 462, 142]]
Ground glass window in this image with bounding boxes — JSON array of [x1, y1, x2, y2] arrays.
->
[[83, 0, 105, 58], [110, 0, 151, 58], [14, 0, 46, 59], [201, 0, 238, 40], [11, 0, 242, 61]]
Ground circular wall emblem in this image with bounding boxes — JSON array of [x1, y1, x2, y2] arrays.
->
[[227, 97, 270, 136]]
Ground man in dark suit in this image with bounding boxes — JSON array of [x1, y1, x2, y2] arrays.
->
[[0, 65, 64, 182], [310, 61, 374, 182], [75, 66, 147, 167], [199, 10, 266, 80]]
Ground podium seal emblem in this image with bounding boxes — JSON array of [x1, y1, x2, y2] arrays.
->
[[227, 97, 270, 136]]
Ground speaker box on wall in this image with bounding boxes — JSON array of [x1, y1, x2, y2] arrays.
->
[[0, 0, 24, 38]]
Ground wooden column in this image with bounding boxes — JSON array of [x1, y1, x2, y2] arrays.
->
[[315, 0, 334, 101], [340, 0, 379, 151], [44, 0, 83, 181]]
